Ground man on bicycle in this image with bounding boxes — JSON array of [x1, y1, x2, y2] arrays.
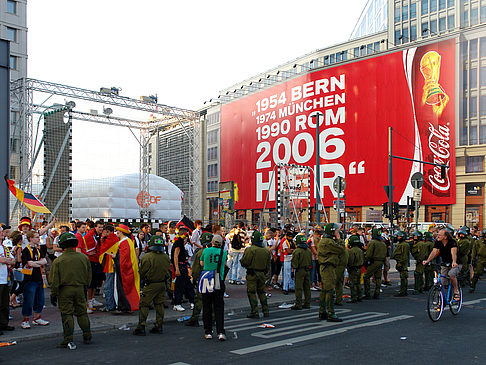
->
[[423, 228, 462, 300]]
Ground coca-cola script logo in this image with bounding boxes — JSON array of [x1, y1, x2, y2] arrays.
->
[[427, 123, 450, 192]]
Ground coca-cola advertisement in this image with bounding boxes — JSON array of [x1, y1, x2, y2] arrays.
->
[[220, 39, 455, 209]]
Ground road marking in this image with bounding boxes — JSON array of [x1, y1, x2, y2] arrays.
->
[[168, 363, 191, 365], [251, 312, 386, 339], [225, 309, 351, 331], [462, 297, 486, 306], [224, 307, 296, 324], [230, 315, 414, 355]]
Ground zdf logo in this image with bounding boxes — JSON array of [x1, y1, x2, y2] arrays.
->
[[136, 191, 161, 208]]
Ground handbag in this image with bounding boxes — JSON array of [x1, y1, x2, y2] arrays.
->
[[12, 268, 24, 282], [214, 246, 225, 290], [198, 270, 215, 294]]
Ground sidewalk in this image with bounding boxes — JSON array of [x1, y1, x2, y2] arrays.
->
[[3, 267, 410, 343]]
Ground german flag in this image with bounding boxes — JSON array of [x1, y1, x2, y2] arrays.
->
[[176, 215, 195, 234], [99, 232, 119, 273], [4, 177, 51, 214], [114, 236, 140, 312]]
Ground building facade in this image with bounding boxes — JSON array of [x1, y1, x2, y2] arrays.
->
[[1, 0, 27, 183]]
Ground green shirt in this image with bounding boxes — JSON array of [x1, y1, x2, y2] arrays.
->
[[200, 246, 228, 280]]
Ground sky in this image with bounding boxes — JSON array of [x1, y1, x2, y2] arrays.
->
[[27, 0, 368, 180]]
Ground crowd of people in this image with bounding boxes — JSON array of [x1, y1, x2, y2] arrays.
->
[[0, 216, 485, 349]]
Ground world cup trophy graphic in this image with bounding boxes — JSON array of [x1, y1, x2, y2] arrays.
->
[[420, 51, 449, 116]]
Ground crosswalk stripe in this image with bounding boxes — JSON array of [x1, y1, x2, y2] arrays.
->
[[224, 307, 298, 324], [462, 297, 486, 306], [230, 315, 414, 355], [251, 312, 386, 339], [225, 309, 351, 331]]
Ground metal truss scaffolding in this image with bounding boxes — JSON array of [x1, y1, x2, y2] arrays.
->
[[10, 78, 201, 222]]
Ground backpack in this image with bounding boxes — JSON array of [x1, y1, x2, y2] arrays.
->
[[231, 232, 243, 250]]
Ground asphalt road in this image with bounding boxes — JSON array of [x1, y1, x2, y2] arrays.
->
[[4, 284, 486, 365]]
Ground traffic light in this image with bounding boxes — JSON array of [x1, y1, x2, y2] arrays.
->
[[393, 202, 400, 218], [382, 202, 389, 217]]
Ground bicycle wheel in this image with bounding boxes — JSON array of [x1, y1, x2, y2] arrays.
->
[[449, 286, 463, 315], [427, 285, 444, 322]]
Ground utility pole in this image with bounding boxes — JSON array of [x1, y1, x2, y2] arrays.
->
[[313, 113, 323, 226], [388, 127, 394, 234]]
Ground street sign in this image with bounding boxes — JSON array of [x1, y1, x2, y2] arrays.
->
[[333, 176, 346, 193], [413, 188, 422, 202], [410, 172, 424, 189]]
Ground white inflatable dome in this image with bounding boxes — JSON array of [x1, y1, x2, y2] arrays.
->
[[72, 173, 182, 220]]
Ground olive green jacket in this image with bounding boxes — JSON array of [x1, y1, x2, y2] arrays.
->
[[49, 248, 91, 297], [240, 245, 271, 273], [291, 247, 313, 270], [140, 251, 170, 283], [318, 237, 345, 267]]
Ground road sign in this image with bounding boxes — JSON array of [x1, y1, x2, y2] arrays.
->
[[333, 176, 346, 193], [410, 172, 424, 189], [413, 188, 422, 202]]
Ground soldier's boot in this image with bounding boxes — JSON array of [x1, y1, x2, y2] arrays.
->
[[294, 284, 303, 309], [326, 290, 342, 322], [258, 290, 269, 316], [61, 314, 75, 344], [149, 325, 163, 334], [362, 276, 371, 299], [303, 285, 311, 309], [189, 292, 202, 321], [347, 282, 357, 303], [133, 326, 146, 336], [400, 271, 408, 295], [470, 274, 480, 293], [247, 291, 259, 318], [373, 276, 382, 299], [318, 290, 327, 320], [418, 275, 424, 293], [413, 273, 420, 291]]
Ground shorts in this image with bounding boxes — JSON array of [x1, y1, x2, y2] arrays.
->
[[89, 261, 105, 289], [440, 264, 462, 285]]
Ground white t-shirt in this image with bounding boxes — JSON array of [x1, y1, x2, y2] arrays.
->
[[53, 236, 62, 258], [191, 228, 202, 249], [22, 235, 29, 249], [39, 233, 47, 246], [0, 246, 9, 284], [168, 233, 176, 258], [282, 241, 293, 262]]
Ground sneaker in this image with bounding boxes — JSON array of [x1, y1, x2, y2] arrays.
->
[[190, 303, 195, 310], [86, 307, 93, 314], [173, 305, 185, 312], [228, 280, 234, 284], [32, 317, 50, 326], [310, 286, 319, 291], [91, 299, 103, 307], [21, 321, 31, 329], [237, 281, 245, 285], [218, 333, 227, 341], [204, 333, 213, 339], [223, 292, 229, 298]]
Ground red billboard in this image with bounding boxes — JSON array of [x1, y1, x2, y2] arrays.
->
[[221, 39, 456, 209]]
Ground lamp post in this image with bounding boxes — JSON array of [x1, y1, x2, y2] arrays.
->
[[312, 112, 323, 226]]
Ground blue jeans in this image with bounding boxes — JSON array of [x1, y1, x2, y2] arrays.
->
[[104, 272, 115, 310], [283, 261, 295, 291], [229, 251, 244, 282], [22, 280, 44, 317]]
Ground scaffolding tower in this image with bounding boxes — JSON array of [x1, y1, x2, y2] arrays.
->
[[9, 78, 201, 223]]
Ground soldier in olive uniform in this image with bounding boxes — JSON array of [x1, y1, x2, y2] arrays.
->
[[334, 234, 348, 306], [346, 235, 364, 303], [363, 228, 387, 299], [185, 232, 213, 327], [318, 223, 345, 322], [470, 229, 486, 293], [410, 231, 428, 294], [240, 231, 271, 319], [392, 231, 410, 297], [133, 235, 170, 336], [290, 234, 312, 310], [423, 232, 436, 291], [49, 233, 92, 349], [457, 226, 472, 286]]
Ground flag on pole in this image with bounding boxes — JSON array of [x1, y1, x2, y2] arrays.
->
[[4, 176, 51, 214]]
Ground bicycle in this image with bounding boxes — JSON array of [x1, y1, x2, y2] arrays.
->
[[427, 265, 463, 322]]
